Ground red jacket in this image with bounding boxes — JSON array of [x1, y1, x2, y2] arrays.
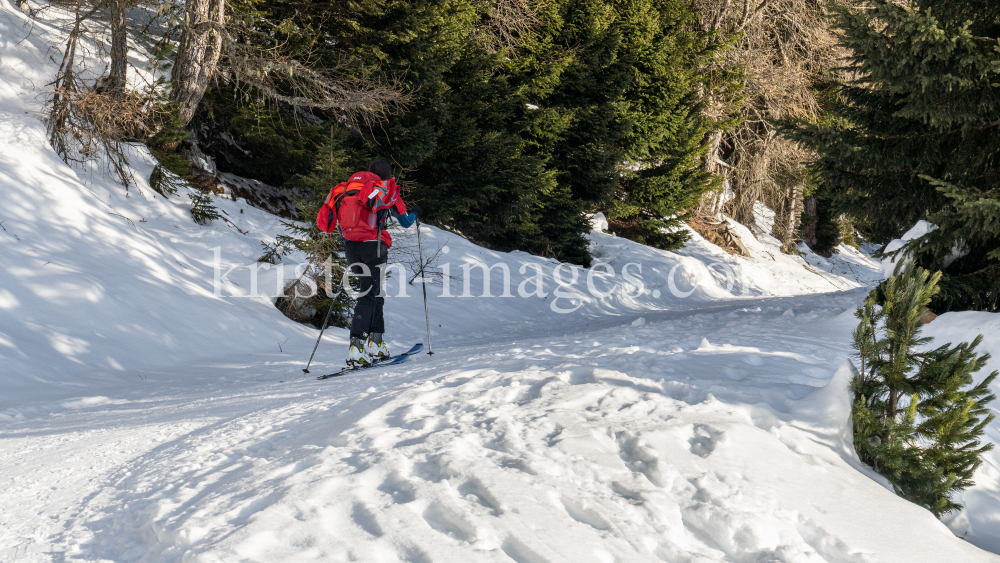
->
[[316, 171, 407, 248]]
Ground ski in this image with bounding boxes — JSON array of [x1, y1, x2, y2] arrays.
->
[[316, 343, 423, 380]]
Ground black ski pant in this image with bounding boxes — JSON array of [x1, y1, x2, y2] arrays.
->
[[345, 240, 388, 339]]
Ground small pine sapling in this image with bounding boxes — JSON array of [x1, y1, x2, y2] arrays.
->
[[851, 265, 997, 516], [189, 193, 221, 225], [146, 106, 195, 198], [265, 134, 358, 329], [148, 165, 186, 197], [267, 227, 355, 330], [258, 234, 301, 265]]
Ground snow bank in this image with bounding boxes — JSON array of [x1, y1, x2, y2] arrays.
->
[[921, 312, 1000, 553], [880, 220, 937, 276], [0, 0, 881, 406], [0, 1, 321, 407]]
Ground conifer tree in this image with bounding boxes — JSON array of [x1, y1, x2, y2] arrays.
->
[[194, 0, 720, 265], [851, 265, 997, 516], [524, 0, 719, 251], [335, 0, 718, 264], [189, 193, 222, 225], [790, 0, 1000, 311], [605, 0, 717, 249], [341, 0, 563, 258]]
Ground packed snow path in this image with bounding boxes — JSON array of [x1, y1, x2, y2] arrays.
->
[[2, 291, 996, 563]]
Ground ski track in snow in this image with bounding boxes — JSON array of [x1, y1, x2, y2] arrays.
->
[[3, 292, 997, 562]]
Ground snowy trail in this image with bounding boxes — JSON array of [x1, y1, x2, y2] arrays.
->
[[2, 1, 999, 559], [3, 291, 996, 562]]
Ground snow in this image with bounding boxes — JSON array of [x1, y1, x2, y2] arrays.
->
[[589, 212, 608, 233], [880, 220, 936, 276], [752, 200, 777, 236], [921, 313, 1000, 553], [2, 2, 1000, 561], [7, 293, 998, 562]]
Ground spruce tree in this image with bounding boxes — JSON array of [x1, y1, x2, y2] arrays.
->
[[524, 0, 719, 251], [341, 0, 565, 259], [336, 0, 719, 263], [851, 265, 997, 516], [789, 0, 1000, 311], [605, 0, 717, 249], [189, 193, 222, 225], [195, 87, 335, 188], [800, 170, 845, 256]]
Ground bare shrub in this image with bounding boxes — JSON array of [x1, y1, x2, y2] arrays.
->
[[688, 213, 750, 256], [42, 0, 406, 191], [220, 26, 406, 131], [170, 7, 407, 129], [471, 0, 539, 53], [695, 0, 848, 251], [386, 225, 451, 287], [45, 0, 159, 187]]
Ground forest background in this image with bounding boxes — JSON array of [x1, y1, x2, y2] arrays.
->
[[33, 0, 1000, 313]]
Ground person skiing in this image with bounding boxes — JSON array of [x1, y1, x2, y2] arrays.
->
[[315, 159, 422, 367]]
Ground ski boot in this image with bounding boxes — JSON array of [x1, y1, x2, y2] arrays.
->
[[348, 337, 373, 367], [367, 333, 390, 362]]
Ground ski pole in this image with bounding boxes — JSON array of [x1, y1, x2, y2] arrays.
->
[[416, 218, 434, 356], [303, 286, 345, 373]]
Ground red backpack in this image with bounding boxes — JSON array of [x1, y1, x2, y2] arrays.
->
[[316, 171, 401, 242]]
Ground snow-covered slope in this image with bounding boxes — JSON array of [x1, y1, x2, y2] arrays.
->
[[3, 2, 1000, 561], [921, 313, 1000, 553], [0, 0, 310, 407]]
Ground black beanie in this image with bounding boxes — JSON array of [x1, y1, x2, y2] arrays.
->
[[368, 160, 392, 180]]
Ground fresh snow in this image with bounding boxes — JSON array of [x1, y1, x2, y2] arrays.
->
[[917, 313, 1000, 551], [879, 221, 936, 277], [2, 2, 1000, 561]]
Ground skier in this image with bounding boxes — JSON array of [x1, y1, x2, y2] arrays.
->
[[315, 159, 422, 367]]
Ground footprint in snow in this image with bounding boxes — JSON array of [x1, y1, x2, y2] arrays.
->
[[688, 424, 725, 458]]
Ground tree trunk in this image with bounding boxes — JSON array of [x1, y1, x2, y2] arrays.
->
[[801, 196, 817, 247], [107, 0, 128, 95], [696, 130, 727, 216], [771, 181, 800, 252], [171, 0, 225, 125], [708, 0, 733, 32], [781, 183, 801, 252]]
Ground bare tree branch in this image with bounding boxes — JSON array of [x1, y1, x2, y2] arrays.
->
[[221, 27, 406, 129], [736, 0, 775, 32], [709, 0, 733, 32], [472, 0, 540, 53], [694, 0, 848, 251]]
